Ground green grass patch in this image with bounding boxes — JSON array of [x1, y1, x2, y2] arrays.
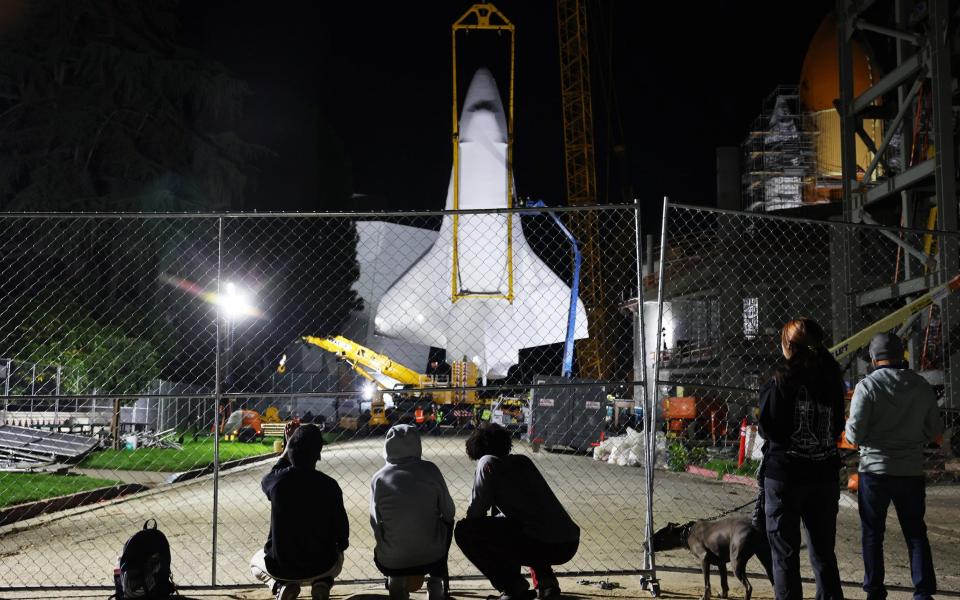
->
[[703, 458, 760, 478], [666, 442, 709, 472], [79, 439, 277, 472], [0, 472, 120, 508]]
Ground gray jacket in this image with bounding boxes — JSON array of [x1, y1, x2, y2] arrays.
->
[[369, 425, 455, 569], [845, 367, 944, 476]]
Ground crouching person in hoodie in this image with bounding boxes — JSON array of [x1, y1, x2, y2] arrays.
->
[[251, 423, 348, 600], [370, 424, 455, 600], [455, 424, 580, 600]]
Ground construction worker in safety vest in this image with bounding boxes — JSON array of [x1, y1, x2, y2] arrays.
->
[[480, 406, 492, 423], [414, 406, 426, 431]]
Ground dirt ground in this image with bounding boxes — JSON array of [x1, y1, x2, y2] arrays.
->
[[0, 436, 958, 593]]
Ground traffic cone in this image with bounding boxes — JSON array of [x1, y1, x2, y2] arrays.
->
[[737, 417, 748, 467]]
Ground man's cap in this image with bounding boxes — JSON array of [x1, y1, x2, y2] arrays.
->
[[868, 332, 904, 363]]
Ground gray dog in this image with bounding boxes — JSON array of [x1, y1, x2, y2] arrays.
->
[[650, 516, 773, 600]]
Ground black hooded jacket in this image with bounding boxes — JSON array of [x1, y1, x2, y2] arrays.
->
[[261, 455, 349, 580], [758, 355, 845, 483]]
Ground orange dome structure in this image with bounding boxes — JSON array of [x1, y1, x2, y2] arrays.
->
[[800, 13, 882, 184], [800, 13, 877, 111]]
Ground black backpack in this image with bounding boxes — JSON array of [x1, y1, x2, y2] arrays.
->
[[115, 519, 176, 599]]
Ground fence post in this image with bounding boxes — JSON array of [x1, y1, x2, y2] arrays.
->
[[30, 362, 36, 415], [645, 196, 671, 588], [55, 366, 61, 426], [212, 216, 223, 585], [159, 381, 165, 433], [2, 359, 10, 425], [632, 199, 653, 578]]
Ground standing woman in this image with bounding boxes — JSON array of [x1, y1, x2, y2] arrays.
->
[[759, 318, 845, 600]]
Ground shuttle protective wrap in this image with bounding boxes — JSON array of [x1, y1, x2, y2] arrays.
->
[[375, 69, 588, 379]]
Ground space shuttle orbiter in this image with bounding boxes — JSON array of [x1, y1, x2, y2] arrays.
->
[[374, 68, 589, 380]]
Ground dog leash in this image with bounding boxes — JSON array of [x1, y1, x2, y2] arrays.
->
[[702, 450, 857, 523], [704, 497, 757, 521]]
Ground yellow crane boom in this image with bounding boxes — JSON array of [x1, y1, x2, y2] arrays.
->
[[557, 0, 610, 380], [830, 274, 960, 363], [278, 335, 482, 426], [303, 335, 427, 388]]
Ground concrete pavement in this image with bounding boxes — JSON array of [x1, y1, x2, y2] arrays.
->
[[1, 436, 957, 592], [2, 573, 957, 600]]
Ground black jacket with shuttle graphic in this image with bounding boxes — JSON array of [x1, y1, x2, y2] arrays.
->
[[758, 359, 845, 484]]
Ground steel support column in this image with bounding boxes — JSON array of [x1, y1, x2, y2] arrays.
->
[[839, 0, 959, 403], [928, 0, 959, 407], [835, 0, 860, 354]]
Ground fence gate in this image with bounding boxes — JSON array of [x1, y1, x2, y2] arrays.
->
[[646, 200, 960, 593]]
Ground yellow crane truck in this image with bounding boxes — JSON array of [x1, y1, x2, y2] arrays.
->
[[279, 335, 479, 427]]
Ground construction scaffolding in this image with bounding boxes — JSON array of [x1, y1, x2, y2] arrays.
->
[[741, 86, 819, 212]]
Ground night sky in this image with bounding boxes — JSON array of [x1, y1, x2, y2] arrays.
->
[[181, 1, 835, 222]]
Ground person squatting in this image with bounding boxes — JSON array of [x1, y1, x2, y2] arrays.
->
[[251, 421, 578, 600]]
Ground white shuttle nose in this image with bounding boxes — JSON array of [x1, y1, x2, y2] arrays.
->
[[460, 68, 508, 143]]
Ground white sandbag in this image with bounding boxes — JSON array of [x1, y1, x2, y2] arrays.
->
[[654, 431, 668, 469], [593, 436, 615, 461], [592, 427, 646, 467]]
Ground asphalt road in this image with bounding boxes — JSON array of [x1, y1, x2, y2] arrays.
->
[[1, 437, 957, 592]]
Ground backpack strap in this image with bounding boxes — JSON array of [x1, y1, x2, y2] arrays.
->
[[143, 518, 158, 530]]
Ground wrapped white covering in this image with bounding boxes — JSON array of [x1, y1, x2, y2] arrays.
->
[[376, 69, 587, 379]]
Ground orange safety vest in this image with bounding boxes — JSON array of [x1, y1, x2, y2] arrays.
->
[[414, 407, 425, 423]]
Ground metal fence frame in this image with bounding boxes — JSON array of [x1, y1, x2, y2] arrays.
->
[[1, 202, 958, 593]]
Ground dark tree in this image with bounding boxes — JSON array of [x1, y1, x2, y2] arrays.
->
[[0, 0, 261, 211], [0, 0, 262, 391], [0, 1, 364, 394]]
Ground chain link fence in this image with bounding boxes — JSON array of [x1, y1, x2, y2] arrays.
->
[[647, 202, 960, 593], [0, 206, 648, 590], [1, 204, 958, 593]]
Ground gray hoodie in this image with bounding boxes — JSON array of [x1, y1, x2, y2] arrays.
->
[[845, 367, 944, 476], [369, 425, 455, 569]]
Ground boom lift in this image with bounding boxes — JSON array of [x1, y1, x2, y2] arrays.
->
[[829, 274, 960, 363]]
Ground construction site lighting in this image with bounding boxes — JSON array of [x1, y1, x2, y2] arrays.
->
[[219, 282, 257, 319]]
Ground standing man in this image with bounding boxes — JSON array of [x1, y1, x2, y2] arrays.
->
[[846, 332, 944, 600]]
